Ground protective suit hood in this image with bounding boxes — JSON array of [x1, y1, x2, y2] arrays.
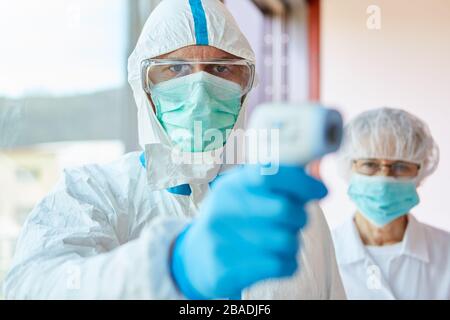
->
[[127, 0, 256, 190]]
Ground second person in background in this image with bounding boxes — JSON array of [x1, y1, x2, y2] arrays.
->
[[332, 107, 450, 299]]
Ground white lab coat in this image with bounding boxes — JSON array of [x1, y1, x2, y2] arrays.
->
[[3, 152, 346, 299], [332, 214, 450, 299]]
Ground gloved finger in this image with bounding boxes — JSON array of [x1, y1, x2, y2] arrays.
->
[[224, 220, 301, 258], [236, 189, 309, 229], [257, 194, 308, 230], [231, 253, 299, 290], [258, 227, 301, 259], [245, 165, 328, 203], [210, 189, 308, 230]]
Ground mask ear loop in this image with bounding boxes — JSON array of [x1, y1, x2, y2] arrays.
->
[[146, 92, 157, 114]]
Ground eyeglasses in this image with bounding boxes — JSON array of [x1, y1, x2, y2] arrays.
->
[[141, 58, 255, 97], [353, 159, 421, 177]]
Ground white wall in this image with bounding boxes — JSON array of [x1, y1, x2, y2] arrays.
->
[[320, 0, 450, 231]]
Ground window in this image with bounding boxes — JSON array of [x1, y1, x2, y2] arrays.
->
[[0, 0, 131, 293], [0, 0, 128, 97]]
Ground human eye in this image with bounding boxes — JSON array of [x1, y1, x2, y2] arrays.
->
[[168, 64, 190, 73], [361, 161, 378, 169], [212, 64, 231, 74], [393, 163, 414, 175]]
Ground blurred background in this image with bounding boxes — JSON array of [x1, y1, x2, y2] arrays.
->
[[0, 0, 449, 295]]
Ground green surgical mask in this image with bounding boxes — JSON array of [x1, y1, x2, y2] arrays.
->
[[151, 71, 243, 152]]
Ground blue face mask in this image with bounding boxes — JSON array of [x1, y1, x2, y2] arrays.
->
[[151, 71, 243, 152], [348, 174, 420, 227]]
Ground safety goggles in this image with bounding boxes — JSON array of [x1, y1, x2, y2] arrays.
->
[[141, 58, 255, 97]]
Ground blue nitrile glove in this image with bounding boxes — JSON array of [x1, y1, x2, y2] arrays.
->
[[170, 165, 328, 299]]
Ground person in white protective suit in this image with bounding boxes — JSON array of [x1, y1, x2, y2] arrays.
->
[[3, 0, 345, 299], [332, 107, 450, 299]]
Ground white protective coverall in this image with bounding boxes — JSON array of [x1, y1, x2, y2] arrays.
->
[[3, 0, 345, 299]]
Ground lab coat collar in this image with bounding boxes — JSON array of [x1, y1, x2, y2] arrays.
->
[[334, 215, 368, 265], [335, 214, 430, 265], [402, 214, 430, 263]]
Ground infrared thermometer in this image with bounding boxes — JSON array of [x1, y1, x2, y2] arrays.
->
[[247, 102, 343, 167]]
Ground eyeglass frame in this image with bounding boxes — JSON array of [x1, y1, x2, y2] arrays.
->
[[352, 159, 422, 178], [352, 159, 422, 177]]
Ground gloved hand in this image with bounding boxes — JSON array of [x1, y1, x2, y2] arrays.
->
[[170, 165, 328, 299]]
